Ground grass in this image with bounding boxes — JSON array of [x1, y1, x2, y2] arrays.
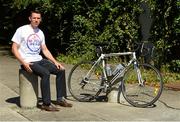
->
[[161, 71, 180, 84]]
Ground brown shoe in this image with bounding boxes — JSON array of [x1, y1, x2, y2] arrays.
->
[[56, 100, 73, 107], [40, 104, 59, 112]]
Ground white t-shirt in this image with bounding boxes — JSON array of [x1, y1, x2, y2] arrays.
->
[[11, 24, 45, 63]]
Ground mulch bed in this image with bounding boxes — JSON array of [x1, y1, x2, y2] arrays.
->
[[164, 82, 180, 91]]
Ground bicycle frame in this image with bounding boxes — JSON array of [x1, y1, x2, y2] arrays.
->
[[83, 51, 144, 91]]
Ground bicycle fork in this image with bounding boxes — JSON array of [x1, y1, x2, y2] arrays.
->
[[134, 62, 145, 86]]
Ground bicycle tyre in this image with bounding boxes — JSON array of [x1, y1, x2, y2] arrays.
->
[[68, 61, 103, 102], [121, 63, 163, 108]]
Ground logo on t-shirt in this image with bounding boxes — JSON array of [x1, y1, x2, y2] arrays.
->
[[27, 34, 41, 52]]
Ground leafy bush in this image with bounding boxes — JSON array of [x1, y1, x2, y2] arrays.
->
[[169, 60, 180, 72], [67, 0, 142, 58]]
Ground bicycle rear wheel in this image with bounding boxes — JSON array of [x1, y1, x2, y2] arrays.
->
[[68, 61, 103, 102], [121, 63, 163, 107]]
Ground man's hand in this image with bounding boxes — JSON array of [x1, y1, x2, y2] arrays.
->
[[22, 62, 33, 73], [54, 62, 65, 70]]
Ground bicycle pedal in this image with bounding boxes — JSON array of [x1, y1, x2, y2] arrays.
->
[[79, 81, 87, 85]]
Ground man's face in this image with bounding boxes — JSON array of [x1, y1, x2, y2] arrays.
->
[[29, 12, 41, 28]]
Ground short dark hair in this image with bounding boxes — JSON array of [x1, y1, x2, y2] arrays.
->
[[30, 9, 41, 16]]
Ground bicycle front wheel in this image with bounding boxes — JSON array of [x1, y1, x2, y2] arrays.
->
[[121, 63, 163, 107], [68, 61, 103, 102]]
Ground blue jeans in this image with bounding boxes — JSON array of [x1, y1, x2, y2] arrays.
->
[[29, 59, 67, 105]]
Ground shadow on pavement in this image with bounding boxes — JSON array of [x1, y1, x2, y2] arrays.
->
[[158, 99, 180, 110], [6, 96, 20, 107]]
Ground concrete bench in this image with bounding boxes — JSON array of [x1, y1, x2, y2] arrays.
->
[[107, 87, 128, 104], [19, 69, 38, 108]]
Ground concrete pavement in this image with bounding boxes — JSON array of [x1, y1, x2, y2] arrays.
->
[[0, 46, 180, 121]]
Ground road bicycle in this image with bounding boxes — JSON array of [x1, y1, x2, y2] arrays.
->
[[68, 43, 163, 108]]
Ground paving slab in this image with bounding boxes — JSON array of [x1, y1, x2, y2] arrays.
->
[[0, 81, 28, 121]]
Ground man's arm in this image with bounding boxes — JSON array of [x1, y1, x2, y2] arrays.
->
[[41, 44, 64, 69], [11, 42, 33, 72]]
